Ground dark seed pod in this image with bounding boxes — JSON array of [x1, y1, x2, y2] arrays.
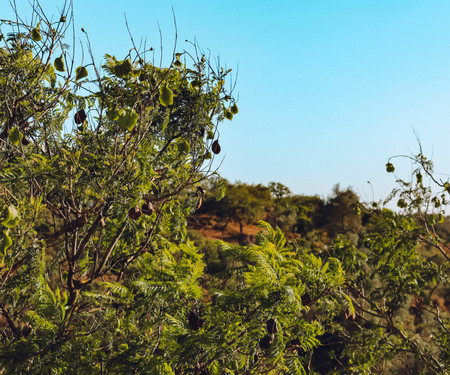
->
[[259, 335, 272, 350], [21, 324, 32, 337], [211, 140, 221, 154], [141, 202, 154, 215], [188, 311, 205, 330], [128, 207, 142, 220], [74, 109, 86, 124], [21, 137, 30, 146], [266, 318, 278, 334], [301, 293, 312, 306]]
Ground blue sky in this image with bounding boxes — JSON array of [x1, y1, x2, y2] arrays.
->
[[5, 1, 450, 202]]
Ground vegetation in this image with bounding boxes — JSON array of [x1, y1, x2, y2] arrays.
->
[[0, 2, 449, 374]]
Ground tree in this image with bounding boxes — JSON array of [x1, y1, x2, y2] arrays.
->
[[320, 185, 364, 244], [317, 150, 450, 374], [217, 181, 271, 238], [0, 2, 240, 373]]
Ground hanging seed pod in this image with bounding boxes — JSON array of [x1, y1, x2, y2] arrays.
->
[[8, 127, 22, 146], [224, 110, 233, 120], [211, 140, 221, 154], [31, 24, 42, 41], [159, 85, 174, 106], [75, 66, 88, 81], [188, 311, 205, 330], [301, 293, 312, 306], [54, 55, 65, 72], [266, 318, 278, 334], [259, 336, 272, 350], [74, 110, 86, 125], [117, 108, 138, 131], [177, 140, 190, 154], [106, 108, 121, 121], [385, 162, 395, 173], [128, 207, 141, 220]]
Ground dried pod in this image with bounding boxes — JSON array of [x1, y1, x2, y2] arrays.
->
[[211, 140, 221, 154], [266, 318, 278, 334], [188, 311, 205, 330], [99, 217, 106, 228], [386, 162, 395, 173], [259, 336, 272, 350], [128, 207, 142, 220], [141, 202, 154, 215], [301, 293, 312, 306], [74, 110, 86, 125]]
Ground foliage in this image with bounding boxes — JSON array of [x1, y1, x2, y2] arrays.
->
[[0, 2, 449, 374]]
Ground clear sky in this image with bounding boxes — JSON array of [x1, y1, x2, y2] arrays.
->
[[4, 1, 450, 202]]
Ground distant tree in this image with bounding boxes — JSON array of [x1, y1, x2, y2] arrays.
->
[[268, 181, 291, 199], [221, 182, 271, 237], [320, 184, 363, 243]]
